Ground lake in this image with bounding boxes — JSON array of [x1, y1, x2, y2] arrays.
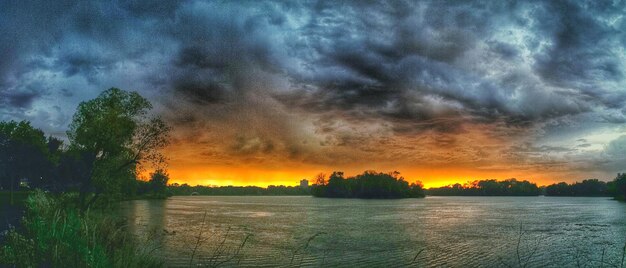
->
[[120, 196, 626, 267]]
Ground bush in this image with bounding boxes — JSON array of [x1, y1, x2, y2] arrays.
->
[[0, 190, 162, 267]]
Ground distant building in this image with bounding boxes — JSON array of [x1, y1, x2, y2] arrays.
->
[[300, 179, 309, 188]]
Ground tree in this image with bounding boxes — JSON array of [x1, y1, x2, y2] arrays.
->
[[149, 169, 170, 197], [0, 121, 55, 190], [545, 179, 610, 197], [311, 170, 425, 199], [314, 173, 327, 185], [609, 173, 626, 201], [311, 173, 327, 197], [326, 171, 348, 197], [427, 179, 540, 196], [66, 88, 171, 208]]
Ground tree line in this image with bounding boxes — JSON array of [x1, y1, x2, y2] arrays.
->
[[426, 179, 540, 196], [0, 88, 172, 206], [311, 171, 425, 198], [544, 175, 626, 199], [426, 176, 626, 200], [168, 184, 310, 196]]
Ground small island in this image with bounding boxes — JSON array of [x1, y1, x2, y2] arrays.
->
[[310, 171, 425, 198]]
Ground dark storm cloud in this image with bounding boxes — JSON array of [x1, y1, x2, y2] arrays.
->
[[275, 0, 620, 132], [1, 0, 626, 172], [533, 2, 624, 85], [161, 1, 292, 105], [0, 91, 40, 109]]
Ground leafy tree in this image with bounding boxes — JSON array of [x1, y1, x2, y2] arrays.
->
[[311, 170, 425, 198], [0, 121, 56, 191], [311, 173, 327, 197], [149, 169, 170, 197], [66, 88, 171, 208], [326, 171, 348, 197], [545, 182, 571, 196], [608, 173, 626, 201]]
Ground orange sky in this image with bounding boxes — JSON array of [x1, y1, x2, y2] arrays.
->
[[158, 116, 623, 189], [164, 167, 502, 188], [165, 165, 610, 189], [162, 143, 616, 189]]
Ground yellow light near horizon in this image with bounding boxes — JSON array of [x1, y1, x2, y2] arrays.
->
[[161, 165, 561, 189], [156, 145, 616, 188], [166, 167, 321, 187]]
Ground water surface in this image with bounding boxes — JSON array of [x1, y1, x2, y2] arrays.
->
[[121, 196, 626, 267]]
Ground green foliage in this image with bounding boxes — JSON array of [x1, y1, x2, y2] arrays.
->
[[0, 120, 48, 153], [0, 190, 162, 267], [68, 88, 151, 154], [0, 120, 61, 190], [545, 179, 610, 196], [427, 179, 540, 196], [148, 169, 170, 198], [66, 88, 170, 205], [545, 182, 570, 196], [311, 170, 425, 198], [608, 173, 626, 201]]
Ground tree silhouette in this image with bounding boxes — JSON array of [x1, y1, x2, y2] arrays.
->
[[428, 179, 540, 196], [608, 173, 626, 201], [0, 121, 59, 192], [545, 179, 610, 197], [66, 88, 171, 208], [149, 169, 170, 197], [311, 170, 425, 198]]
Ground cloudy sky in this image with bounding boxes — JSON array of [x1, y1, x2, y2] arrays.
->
[[2, 0, 626, 187]]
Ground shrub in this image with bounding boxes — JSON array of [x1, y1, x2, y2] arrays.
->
[[0, 190, 162, 267]]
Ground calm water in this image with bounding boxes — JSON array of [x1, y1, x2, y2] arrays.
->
[[120, 196, 626, 267]]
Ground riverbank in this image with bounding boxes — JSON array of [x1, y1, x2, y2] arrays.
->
[[0, 190, 167, 234], [0, 190, 163, 267]]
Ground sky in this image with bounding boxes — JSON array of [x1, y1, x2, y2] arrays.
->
[[1, 0, 626, 188]]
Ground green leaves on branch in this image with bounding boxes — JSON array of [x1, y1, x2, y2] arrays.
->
[[66, 87, 171, 199]]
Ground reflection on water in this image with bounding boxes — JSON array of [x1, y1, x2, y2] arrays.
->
[[119, 196, 626, 267]]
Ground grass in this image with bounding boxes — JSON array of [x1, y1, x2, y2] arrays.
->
[[0, 190, 163, 267]]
